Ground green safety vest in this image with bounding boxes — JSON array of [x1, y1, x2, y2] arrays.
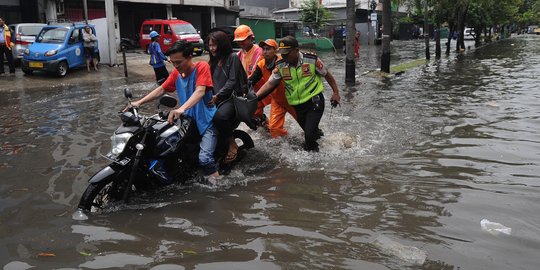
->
[[278, 54, 324, 106]]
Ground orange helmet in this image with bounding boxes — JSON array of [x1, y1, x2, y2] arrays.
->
[[233, 25, 254, 42], [258, 39, 278, 50]]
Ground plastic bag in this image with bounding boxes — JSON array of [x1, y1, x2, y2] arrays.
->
[[480, 218, 512, 235]]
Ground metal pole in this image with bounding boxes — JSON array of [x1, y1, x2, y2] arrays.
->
[[122, 46, 128, 77]]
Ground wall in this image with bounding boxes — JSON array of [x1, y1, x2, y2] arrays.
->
[[1, 0, 21, 24], [241, 0, 288, 11], [240, 18, 276, 42], [89, 18, 111, 64], [117, 2, 166, 40]]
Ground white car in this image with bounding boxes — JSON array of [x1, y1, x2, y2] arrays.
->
[[9, 23, 46, 64], [464, 28, 475, 40]]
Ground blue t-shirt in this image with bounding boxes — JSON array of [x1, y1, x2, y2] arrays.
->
[[162, 62, 216, 135]]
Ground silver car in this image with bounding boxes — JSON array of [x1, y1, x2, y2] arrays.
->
[[9, 23, 46, 64]]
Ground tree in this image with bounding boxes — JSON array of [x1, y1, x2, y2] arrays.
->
[[517, 0, 540, 26], [300, 0, 333, 30]]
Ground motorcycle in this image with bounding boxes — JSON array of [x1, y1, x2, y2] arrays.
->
[[74, 89, 254, 218]]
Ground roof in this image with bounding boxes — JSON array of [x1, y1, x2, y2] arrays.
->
[[142, 19, 190, 24]]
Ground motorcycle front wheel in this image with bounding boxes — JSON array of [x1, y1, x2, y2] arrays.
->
[[77, 168, 128, 213]]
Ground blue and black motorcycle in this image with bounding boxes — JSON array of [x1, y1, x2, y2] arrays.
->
[[75, 89, 254, 216]]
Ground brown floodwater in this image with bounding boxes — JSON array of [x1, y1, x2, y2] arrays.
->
[[1, 35, 539, 269]]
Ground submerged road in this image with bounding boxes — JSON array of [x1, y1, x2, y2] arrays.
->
[[1, 35, 539, 269]]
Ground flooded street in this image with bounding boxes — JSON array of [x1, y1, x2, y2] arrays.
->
[[1, 35, 539, 269]]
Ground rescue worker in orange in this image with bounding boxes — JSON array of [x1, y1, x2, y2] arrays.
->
[[233, 25, 270, 126], [248, 39, 296, 137]]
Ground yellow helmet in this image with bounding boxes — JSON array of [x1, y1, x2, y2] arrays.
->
[[233, 25, 254, 42]]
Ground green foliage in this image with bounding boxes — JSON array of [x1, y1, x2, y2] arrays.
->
[[399, 16, 414, 23], [300, 0, 333, 29], [517, 0, 540, 24]]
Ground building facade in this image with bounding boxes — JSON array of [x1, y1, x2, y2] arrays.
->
[[3, 0, 240, 45]]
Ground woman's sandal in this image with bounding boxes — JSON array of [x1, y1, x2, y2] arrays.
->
[[224, 140, 238, 164]]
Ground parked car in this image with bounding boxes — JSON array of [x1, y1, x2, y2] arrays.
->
[[527, 25, 538, 34], [139, 19, 204, 56], [22, 23, 99, 77], [8, 23, 46, 64], [464, 27, 475, 40]]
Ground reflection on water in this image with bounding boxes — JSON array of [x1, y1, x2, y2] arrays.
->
[[1, 35, 540, 269]]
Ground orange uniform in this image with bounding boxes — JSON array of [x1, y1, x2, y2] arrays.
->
[[252, 56, 297, 137]]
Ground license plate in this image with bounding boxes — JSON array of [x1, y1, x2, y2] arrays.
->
[[103, 153, 131, 166], [29, 62, 43, 68], [193, 47, 199, 51]]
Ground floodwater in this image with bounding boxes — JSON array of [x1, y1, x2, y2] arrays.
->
[[1, 35, 539, 269]]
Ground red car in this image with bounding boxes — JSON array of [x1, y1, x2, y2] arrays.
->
[[139, 19, 204, 56]]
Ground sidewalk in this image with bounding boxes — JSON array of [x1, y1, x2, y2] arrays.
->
[[0, 50, 209, 92]]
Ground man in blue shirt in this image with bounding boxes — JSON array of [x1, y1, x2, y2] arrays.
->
[[131, 41, 219, 180]]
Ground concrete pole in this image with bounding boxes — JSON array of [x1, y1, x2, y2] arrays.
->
[[210, 7, 216, 28], [105, 0, 117, 65], [45, 0, 57, 23], [83, 0, 88, 23], [345, 0, 355, 86], [381, 0, 391, 73], [166, 5, 173, 19], [424, 0, 430, 60]]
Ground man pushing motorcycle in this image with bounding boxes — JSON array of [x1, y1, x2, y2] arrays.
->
[[127, 40, 220, 179]]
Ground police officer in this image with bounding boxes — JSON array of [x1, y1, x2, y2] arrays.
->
[[255, 36, 341, 152]]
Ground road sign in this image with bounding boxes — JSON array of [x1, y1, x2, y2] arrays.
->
[[371, 13, 377, 21]]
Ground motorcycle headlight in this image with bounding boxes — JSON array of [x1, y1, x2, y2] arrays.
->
[[45, 50, 57, 56], [111, 133, 133, 156]]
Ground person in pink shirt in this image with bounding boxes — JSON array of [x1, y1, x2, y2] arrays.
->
[[233, 25, 270, 127]]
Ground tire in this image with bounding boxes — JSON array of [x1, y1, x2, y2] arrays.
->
[[146, 45, 150, 54], [77, 169, 128, 213], [78, 180, 115, 213], [22, 68, 33, 75], [56, 61, 68, 77], [233, 129, 254, 151]]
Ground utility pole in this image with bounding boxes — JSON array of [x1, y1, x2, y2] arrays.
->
[[345, 0, 356, 86], [424, 0, 430, 60], [381, 0, 391, 73]]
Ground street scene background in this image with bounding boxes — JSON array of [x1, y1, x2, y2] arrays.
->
[[1, 35, 540, 269]]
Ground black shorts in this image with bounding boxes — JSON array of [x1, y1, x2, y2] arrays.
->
[[84, 47, 96, 58]]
